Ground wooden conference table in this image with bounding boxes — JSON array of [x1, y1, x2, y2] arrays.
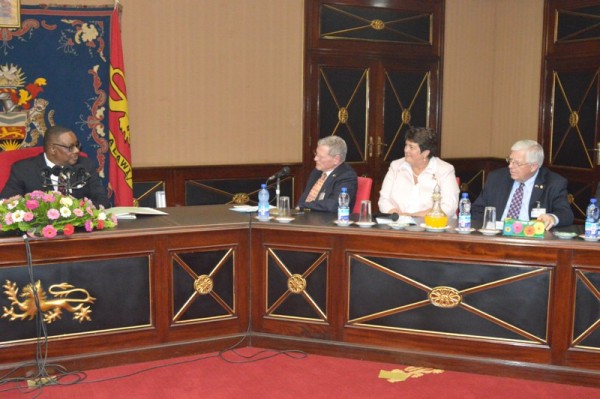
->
[[0, 205, 599, 386]]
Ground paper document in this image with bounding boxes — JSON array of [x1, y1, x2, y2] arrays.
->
[[229, 205, 275, 213], [376, 215, 416, 225], [106, 206, 168, 220]]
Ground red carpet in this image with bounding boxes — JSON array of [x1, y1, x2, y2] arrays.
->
[[2, 347, 600, 398]]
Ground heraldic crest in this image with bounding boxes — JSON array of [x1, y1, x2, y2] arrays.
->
[[2, 280, 95, 323]]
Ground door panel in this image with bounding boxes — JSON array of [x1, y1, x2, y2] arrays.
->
[[542, 1, 600, 222], [318, 66, 369, 164]]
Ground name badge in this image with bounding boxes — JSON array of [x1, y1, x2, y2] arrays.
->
[[531, 207, 545, 218], [318, 192, 326, 201]]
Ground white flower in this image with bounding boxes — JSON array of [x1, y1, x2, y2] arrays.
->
[[60, 196, 74, 207], [7, 200, 19, 210], [60, 207, 72, 218], [97, 212, 107, 221], [12, 210, 25, 222]]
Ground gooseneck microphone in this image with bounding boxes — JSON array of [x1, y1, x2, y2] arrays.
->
[[267, 166, 291, 182], [41, 165, 92, 192]]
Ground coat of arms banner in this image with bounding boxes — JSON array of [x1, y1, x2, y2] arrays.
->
[[0, 5, 132, 205]]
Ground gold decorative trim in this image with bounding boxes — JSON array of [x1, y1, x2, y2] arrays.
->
[[194, 275, 214, 295], [401, 109, 411, 124], [338, 107, 349, 124], [287, 274, 306, 294], [428, 286, 461, 308], [2, 280, 95, 323], [232, 193, 250, 205], [265, 248, 328, 322], [569, 111, 579, 128], [347, 254, 550, 344], [172, 248, 236, 323], [370, 19, 385, 30]]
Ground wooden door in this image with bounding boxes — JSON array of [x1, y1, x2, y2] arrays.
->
[[304, 0, 444, 211], [541, 1, 600, 222]]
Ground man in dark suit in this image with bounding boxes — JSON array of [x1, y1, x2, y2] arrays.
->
[[297, 136, 357, 213], [0, 126, 109, 208], [472, 140, 573, 229]]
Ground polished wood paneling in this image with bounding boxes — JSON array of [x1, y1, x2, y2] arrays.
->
[[250, 213, 600, 387], [3, 205, 596, 386], [0, 206, 250, 373]]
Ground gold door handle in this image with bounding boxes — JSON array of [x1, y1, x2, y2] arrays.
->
[[368, 136, 374, 158], [376, 137, 388, 158]]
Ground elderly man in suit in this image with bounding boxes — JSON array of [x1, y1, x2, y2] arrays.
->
[[472, 139, 573, 230], [0, 126, 109, 208], [297, 136, 357, 213]]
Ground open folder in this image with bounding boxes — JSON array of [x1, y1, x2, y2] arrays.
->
[[106, 206, 168, 220]]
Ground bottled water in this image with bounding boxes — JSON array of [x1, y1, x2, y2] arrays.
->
[[585, 198, 599, 238], [458, 192, 471, 229], [337, 187, 350, 222], [257, 184, 270, 220]]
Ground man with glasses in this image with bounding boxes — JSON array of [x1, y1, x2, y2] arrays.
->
[[0, 126, 109, 208], [297, 136, 357, 213], [472, 139, 573, 229]]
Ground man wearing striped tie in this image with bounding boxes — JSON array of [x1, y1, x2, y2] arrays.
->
[[472, 140, 573, 230], [297, 136, 357, 213]]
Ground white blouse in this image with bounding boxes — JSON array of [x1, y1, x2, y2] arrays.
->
[[378, 157, 460, 217]]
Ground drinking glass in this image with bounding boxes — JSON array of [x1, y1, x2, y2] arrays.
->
[[483, 206, 497, 230], [278, 196, 291, 218], [359, 200, 372, 223]]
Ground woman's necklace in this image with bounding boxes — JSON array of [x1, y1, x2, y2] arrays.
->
[[411, 159, 429, 183]]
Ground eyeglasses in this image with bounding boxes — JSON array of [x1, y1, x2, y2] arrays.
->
[[505, 157, 531, 167], [52, 142, 82, 153], [313, 150, 331, 160]]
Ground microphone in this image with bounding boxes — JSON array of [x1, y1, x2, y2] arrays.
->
[[41, 167, 52, 179], [66, 166, 91, 189], [374, 212, 400, 221], [267, 166, 291, 181]]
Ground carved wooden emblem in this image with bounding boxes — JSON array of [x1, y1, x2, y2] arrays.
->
[[194, 275, 213, 295], [428, 286, 461, 308], [287, 274, 306, 294], [2, 280, 95, 323]]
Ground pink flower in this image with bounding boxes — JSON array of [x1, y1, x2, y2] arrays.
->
[[42, 225, 57, 238], [42, 193, 55, 203], [4, 213, 14, 225], [25, 199, 40, 210], [73, 208, 84, 217], [63, 224, 75, 236], [23, 212, 34, 222], [86, 207, 94, 216], [85, 220, 93, 232], [47, 209, 60, 220]]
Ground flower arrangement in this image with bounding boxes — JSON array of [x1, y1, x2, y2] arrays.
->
[[0, 190, 117, 238]]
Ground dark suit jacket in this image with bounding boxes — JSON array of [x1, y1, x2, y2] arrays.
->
[[472, 167, 574, 227], [0, 153, 110, 208], [297, 163, 357, 213]]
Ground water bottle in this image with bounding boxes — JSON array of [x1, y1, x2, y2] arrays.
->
[[257, 184, 270, 220], [337, 187, 350, 222], [458, 192, 471, 229], [585, 198, 599, 238]]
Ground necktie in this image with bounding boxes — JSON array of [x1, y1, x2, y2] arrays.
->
[[507, 183, 524, 219], [58, 173, 68, 195], [305, 172, 327, 202]]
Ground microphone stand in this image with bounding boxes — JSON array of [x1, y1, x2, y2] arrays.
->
[[274, 176, 282, 216]]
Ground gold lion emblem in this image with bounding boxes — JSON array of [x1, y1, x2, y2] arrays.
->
[[2, 280, 95, 324]]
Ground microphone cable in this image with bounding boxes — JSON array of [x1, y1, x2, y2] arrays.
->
[[0, 236, 87, 397]]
